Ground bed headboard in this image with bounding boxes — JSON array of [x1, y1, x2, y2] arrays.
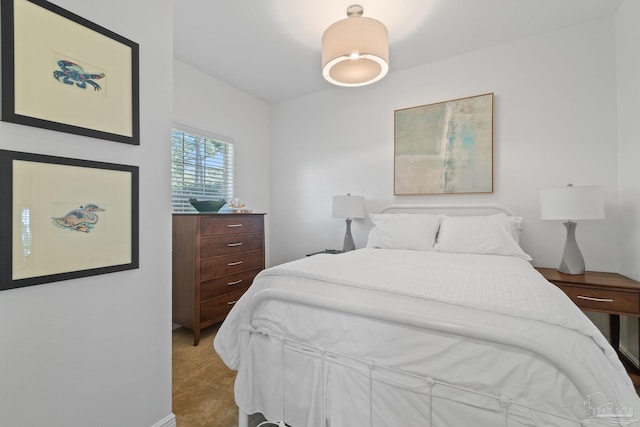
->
[[379, 204, 516, 216]]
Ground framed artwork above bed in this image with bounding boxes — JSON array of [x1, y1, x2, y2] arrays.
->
[[394, 93, 494, 195]]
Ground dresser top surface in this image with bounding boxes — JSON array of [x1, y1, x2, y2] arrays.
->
[[173, 212, 266, 216]]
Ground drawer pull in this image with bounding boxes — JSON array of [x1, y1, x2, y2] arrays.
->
[[228, 224, 243, 228], [577, 295, 614, 303], [227, 300, 239, 305], [227, 261, 243, 266], [227, 279, 243, 286], [227, 242, 243, 247]]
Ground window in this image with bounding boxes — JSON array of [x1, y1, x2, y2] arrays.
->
[[171, 126, 234, 212]]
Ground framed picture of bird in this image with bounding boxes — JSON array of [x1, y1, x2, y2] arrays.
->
[[1, 0, 140, 145], [0, 149, 139, 291]]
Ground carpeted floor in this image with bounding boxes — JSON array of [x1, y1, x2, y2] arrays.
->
[[172, 324, 266, 427], [173, 325, 236, 426]]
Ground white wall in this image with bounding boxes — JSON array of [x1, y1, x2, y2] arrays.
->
[[0, 1, 174, 426], [617, 0, 640, 282], [173, 59, 272, 265], [616, 0, 640, 363], [270, 18, 620, 268]]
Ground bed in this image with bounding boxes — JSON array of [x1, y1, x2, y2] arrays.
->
[[214, 204, 640, 427]]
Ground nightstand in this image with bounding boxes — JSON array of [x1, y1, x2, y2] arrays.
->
[[306, 249, 343, 256], [536, 267, 640, 384]]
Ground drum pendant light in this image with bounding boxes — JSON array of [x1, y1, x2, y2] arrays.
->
[[322, 5, 389, 87]]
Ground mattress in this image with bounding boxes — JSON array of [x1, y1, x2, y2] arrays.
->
[[215, 248, 640, 426]]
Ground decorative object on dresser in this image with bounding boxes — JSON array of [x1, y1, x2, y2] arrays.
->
[[172, 213, 265, 346], [540, 184, 605, 274], [332, 194, 365, 252], [189, 198, 226, 213], [536, 267, 640, 384]]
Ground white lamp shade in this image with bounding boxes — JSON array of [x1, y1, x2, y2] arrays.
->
[[322, 11, 389, 87], [540, 185, 605, 221], [332, 194, 365, 219]]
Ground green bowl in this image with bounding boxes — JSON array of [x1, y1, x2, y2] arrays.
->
[[189, 199, 226, 213]]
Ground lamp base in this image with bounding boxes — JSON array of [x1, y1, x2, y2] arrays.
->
[[342, 218, 355, 252], [558, 221, 585, 275]]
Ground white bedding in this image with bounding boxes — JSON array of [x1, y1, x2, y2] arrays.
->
[[215, 249, 640, 426]]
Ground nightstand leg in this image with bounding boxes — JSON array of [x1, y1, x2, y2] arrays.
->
[[609, 313, 620, 351], [193, 327, 201, 346], [609, 314, 640, 385]]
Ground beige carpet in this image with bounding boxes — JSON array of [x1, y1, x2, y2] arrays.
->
[[172, 324, 266, 427]]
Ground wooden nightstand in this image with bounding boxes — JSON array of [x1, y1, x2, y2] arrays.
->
[[536, 267, 640, 384], [306, 249, 343, 256]]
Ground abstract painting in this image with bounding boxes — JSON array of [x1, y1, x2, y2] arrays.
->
[[394, 93, 493, 195]]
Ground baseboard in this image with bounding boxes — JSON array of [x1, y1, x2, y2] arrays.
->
[[151, 413, 176, 427], [620, 344, 639, 368]]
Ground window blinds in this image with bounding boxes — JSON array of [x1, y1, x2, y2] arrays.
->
[[171, 127, 234, 213]]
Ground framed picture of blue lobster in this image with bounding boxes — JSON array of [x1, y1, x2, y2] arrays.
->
[[0, 149, 139, 291], [1, 0, 140, 145]]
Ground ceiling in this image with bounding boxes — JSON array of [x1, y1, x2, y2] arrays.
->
[[173, 0, 622, 104]]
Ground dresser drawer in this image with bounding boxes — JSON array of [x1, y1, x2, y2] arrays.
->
[[200, 215, 263, 237], [200, 233, 263, 258], [555, 283, 640, 315], [200, 250, 264, 280], [200, 268, 262, 301], [200, 287, 248, 324]]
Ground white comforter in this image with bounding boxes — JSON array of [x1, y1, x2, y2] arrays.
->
[[215, 249, 640, 426]]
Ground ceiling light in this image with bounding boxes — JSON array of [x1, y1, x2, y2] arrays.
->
[[322, 5, 389, 87]]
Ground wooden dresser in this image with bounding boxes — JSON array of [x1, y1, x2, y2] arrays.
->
[[172, 213, 265, 345]]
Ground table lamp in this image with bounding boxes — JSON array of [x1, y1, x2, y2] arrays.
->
[[540, 184, 605, 275], [332, 194, 365, 252]]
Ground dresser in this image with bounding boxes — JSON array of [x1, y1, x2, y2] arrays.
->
[[172, 213, 265, 345]]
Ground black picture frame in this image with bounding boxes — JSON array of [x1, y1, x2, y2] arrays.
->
[[0, 149, 139, 291], [1, 0, 140, 144]]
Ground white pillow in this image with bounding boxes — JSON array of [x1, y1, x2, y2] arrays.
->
[[436, 213, 532, 260], [367, 213, 443, 251]]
